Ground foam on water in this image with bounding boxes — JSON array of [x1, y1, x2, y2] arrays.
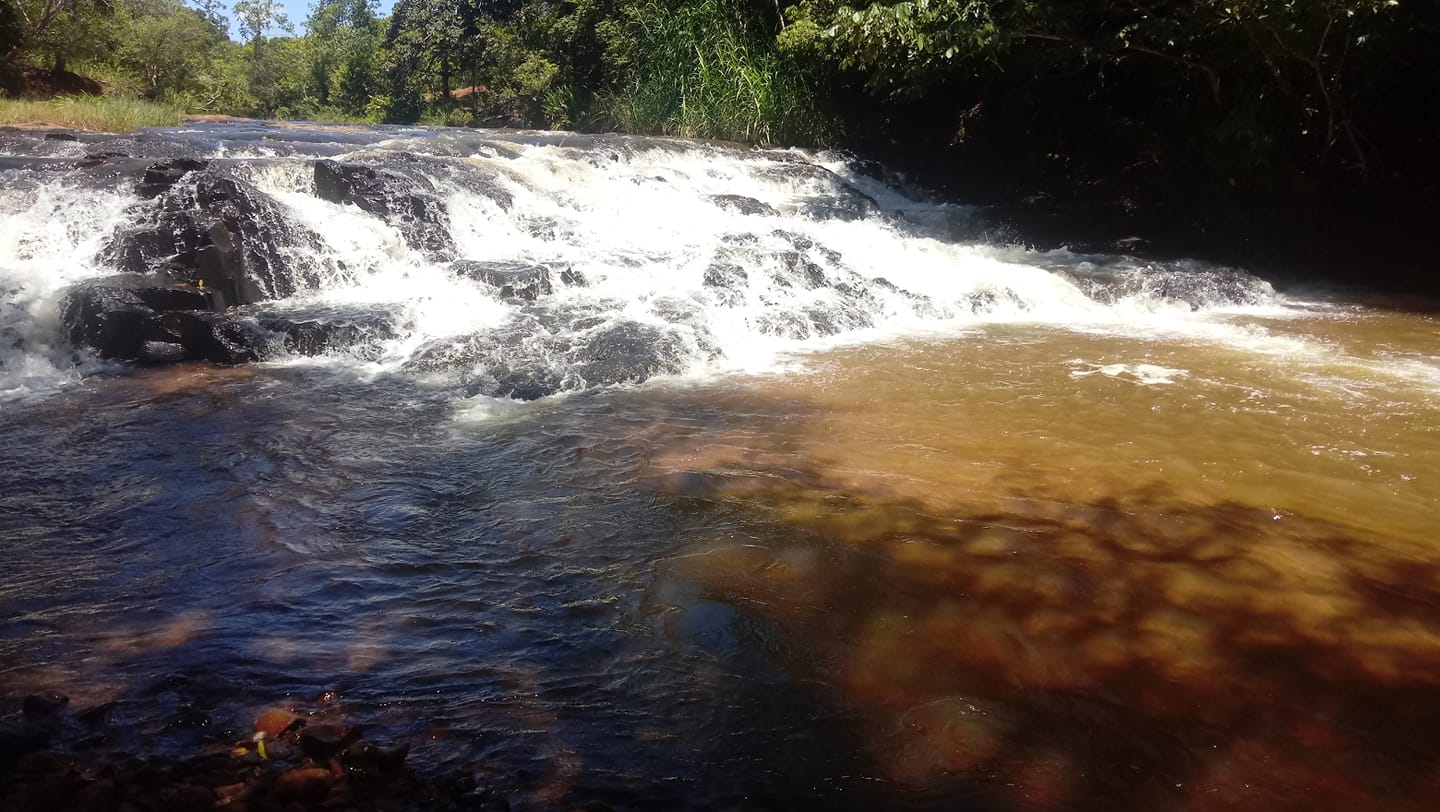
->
[[0, 180, 139, 401], [1, 123, 1436, 404]]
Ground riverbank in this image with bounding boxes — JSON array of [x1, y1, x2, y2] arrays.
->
[[0, 97, 182, 132]]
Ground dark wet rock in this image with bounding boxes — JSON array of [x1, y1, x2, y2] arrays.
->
[[21, 694, 69, 717], [805, 303, 873, 336], [519, 215, 563, 241], [137, 341, 188, 364], [572, 321, 690, 387], [299, 723, 362, 762], [136, 158, 208, 199], [61, 284, 168, 360], [751, 161, 881, 221], [710, 194, 777, 217], [698, 261, 745, 291], [43, 131, 78, 142], [156, 311, 264, 365], [75, 703, 114, 727], [407, 310, 697, 400], [382, 151, 515, 210], [339, 740, 409, 776], [194, 172, 318, 302], [451, 260, 554, 301], [755, 311, 814, 340], [480, 368, 567, 401], [104, 165, 322, 306], [257, 309, 400, 360], [801, 194, 878, 222], [61, 279, 262, 364], [0, 724, 52, 777], [152, 783, 215, 812], [272, 767, 335, 803], [129, 285, 216, 312], [1056, 263, 1274, 310], [769, 230, 844, 266], [965, 287, 1029, 313], [776, 251, 828, 289], [560, 267, 588, 287], [315, 160, 454, 259]]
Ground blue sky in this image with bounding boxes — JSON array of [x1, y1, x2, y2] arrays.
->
[[221, 0, 398, 39]]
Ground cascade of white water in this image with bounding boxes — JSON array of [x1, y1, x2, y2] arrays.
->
[[0, 124, 1309, 402]]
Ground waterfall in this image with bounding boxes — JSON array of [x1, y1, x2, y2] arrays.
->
[[0, 123, 1285, 402]]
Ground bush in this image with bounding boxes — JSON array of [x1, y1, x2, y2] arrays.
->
[[598, 0, 834, 145]]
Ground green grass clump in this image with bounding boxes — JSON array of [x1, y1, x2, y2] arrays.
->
[[0, 95, 183, 131], [602, 0, 833, 146]]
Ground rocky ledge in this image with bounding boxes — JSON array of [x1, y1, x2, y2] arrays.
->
[[50, 151, 526, 367]]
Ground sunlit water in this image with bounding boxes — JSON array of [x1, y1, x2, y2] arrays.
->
[[1, 123, 1438, 810]]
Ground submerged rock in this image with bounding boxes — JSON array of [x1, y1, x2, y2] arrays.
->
[[299, 722, 362, 762], [709, 194, 777, 217], [257, 309, 401, 360], [572, 321, 692, 387], [1056, 262, 1275, 310], [451, 260, 555, 301], [20, 694, 68, 718]]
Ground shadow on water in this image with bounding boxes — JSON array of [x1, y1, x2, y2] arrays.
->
[[2, 366, 1439, 810], [653, 459, 1440, 811], [0, 367, 899, 810]]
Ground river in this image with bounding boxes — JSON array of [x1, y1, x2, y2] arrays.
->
[[1, 122, 1437, 811]]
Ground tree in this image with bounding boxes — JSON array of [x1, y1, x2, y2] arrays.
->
[[234, 0, 289, 59], [120, 0, 219, 99], [10, 0, 120, 71], [304, 0, 381, 113]]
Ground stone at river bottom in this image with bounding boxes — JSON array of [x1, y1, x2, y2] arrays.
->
[[0, 689, 520, 812]]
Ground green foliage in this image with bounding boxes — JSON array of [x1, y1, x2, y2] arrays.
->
[[304, 0, 382, 115], [119, 0, 222, 99], [602, 0, 833, 144], [779, 0, 1424, 186], [12, 0, 121, 71], [233, 0, 289, 48], [1, 0, 24, 58]]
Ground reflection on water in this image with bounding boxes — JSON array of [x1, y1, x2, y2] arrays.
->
[[2, 309, 1439, 810]]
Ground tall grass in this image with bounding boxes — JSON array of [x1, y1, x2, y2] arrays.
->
[[0, 95, 183, 131], [602, 0, 834, 146]]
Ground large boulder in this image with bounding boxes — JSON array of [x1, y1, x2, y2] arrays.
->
[[61, 278, 263, 365], [103, 166, 320, 307]]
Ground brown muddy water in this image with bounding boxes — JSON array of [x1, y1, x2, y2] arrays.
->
[[2, 303, 1437, 811]]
